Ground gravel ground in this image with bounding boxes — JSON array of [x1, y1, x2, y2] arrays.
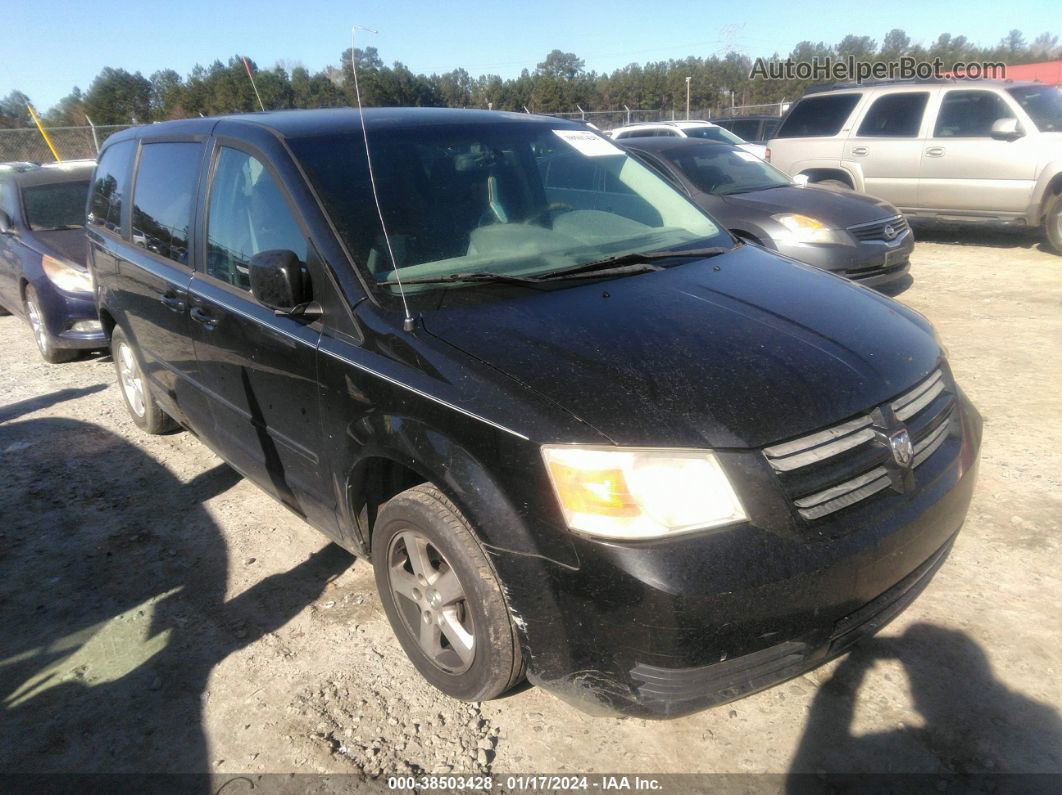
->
[[1, 230, 1060, 779]]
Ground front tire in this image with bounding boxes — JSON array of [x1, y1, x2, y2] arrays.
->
[[111, 326, 177, 434], [815, 178, 851, 190], [24, 285, 77, 363], [1044, 192, 1062, 255], [373, 483, 524, 701]]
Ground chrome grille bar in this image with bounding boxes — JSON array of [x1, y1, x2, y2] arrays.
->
[[892, 369, 945, 421], [763, 416, 874, 472], [913, 412, 953, 468], [796, 468, 892, 521]]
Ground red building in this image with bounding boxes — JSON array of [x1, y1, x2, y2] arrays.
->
[[1001, 61, 1062, 85]]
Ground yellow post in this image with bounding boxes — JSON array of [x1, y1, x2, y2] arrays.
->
[[26, 104, 62, 162]]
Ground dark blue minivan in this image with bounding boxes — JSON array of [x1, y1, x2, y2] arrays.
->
[[0, 161, 105, 362]]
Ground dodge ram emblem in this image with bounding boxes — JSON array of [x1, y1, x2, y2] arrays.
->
[[889, 428, 914, 468]]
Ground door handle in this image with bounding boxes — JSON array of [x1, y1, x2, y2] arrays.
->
[[925, 147, 945, 157], [851, 146, 869, 156], [189, 306, 218, 329], [160, 293, 186, 313]]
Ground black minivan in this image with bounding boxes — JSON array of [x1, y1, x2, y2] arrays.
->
[[89, 108, 981, 718]]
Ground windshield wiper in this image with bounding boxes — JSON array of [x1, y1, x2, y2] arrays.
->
[[538, 246, 731, 280], [387, 271, 545, 286], [386, 262, 666, 288]]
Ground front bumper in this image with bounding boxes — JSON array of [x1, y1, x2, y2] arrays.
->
[[32, 278, 107, 350], [498, 391, 981, 718], [776, 229, 914, 290]]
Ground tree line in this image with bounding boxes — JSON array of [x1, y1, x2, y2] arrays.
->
[[1, 28, 1058, 129]]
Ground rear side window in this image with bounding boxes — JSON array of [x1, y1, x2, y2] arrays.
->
[[776, 94, 861, 138], [729, 120, 761, 140], [857, 92, 929, 137], [934, 90, 1016, 138], [131, 142, 201, 264], [206, 147, 306, 292], [22, 181, 90, 231], [90, 140, 135, 233]]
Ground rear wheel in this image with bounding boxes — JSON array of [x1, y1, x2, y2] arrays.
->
[[24, 285, 77, 364], [1044, 192, 1062, 255], [373, 483, 524, 701], [111, 326, 177, 434]]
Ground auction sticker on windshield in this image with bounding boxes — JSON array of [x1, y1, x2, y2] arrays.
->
[[554, 129, 624, 157]]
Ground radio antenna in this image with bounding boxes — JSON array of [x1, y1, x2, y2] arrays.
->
[[351, 24, 414, 332]]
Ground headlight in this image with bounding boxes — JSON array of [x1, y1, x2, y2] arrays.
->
[[772, 213, 847, 244], [541, 445, 747, 540], [42, 255, 93, 293]]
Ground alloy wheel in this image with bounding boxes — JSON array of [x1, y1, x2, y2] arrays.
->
[[117, 342, 146, 417], [25, 297, 48, 355], [387, 529, 476, 674]]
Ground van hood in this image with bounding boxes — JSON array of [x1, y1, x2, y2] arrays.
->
[[422, 245, 941, 449]]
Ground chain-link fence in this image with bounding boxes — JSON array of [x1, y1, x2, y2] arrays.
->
[[0, 124, 133, 164]]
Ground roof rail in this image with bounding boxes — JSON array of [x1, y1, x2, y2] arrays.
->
[[804, 75, 1018, 94]]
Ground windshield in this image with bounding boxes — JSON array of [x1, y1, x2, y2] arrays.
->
[[289, 124, 725, 293], [21, 181, 90, 231], [682, 126, 746, 144], [1007, 85, 1062, 132], [668, 146, 791, 195]]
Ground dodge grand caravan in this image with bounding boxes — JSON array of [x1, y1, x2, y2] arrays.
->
[[89, 109, 981, 718]]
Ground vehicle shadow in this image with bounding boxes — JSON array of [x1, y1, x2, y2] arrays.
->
[[0, 384, 107, 424], [0, 410, 353, 780], [787, 623, 1062, 788], [876, 274, 913, 298], [911, 224, 1048, 251]]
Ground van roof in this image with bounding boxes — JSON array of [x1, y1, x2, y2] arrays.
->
[[105, 107, 585, 149]]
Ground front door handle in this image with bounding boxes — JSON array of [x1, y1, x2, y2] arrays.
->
[[189, 305, 218, 329], [851, 146, 869, 156], [925, 147, 945, 157], [160, 293, 186, 313]]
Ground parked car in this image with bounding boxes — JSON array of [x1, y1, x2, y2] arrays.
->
[[766, 79, 1062, 252], [90, 108, 981, 718], [712, 115, 783, 145], [609, 120, 768, 158], [621, 137, 913, 289], [0, 160, 104, 362]]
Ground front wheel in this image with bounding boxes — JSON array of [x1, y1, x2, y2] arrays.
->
[[111, 326, 177, 434], [1044, 192, 1062, 255], [373, 483, 524, 701], [815, 178, 851, 190], [24, 285, 77, 363]]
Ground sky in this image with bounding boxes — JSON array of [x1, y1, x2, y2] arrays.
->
[[5, 0, 1060, 111]]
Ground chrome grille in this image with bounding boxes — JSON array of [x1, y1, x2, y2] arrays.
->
[[848, 214, 909, 242], [763, 368, 956, 521]]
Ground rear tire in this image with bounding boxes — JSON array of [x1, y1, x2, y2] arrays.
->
[[373, 483, 524, 702], [24, 285, 77, 364], [111, 326, 177, 434], [1044, 192, 1062, 255]]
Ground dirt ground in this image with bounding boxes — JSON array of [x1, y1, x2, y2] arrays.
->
[[1, 229, 1061, 781]]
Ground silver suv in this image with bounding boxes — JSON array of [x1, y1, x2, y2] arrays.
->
[[766, 80, 1062, 252]]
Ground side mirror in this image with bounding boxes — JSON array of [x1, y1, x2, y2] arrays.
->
[[990, 118, 1022, 141], [0, 210, 14, 235], [248, 249, 314, 313], [792, 174, 810, 187]]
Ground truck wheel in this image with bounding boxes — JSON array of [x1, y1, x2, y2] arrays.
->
[[24, 285, 77, 363], [816, 178, 851, 190], [111, 326, 177, 434], [373, 483, 524, 701], [1044, 193, 1062, 255]]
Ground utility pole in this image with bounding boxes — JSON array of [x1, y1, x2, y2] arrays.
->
[[685, 76, 691, 119]]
